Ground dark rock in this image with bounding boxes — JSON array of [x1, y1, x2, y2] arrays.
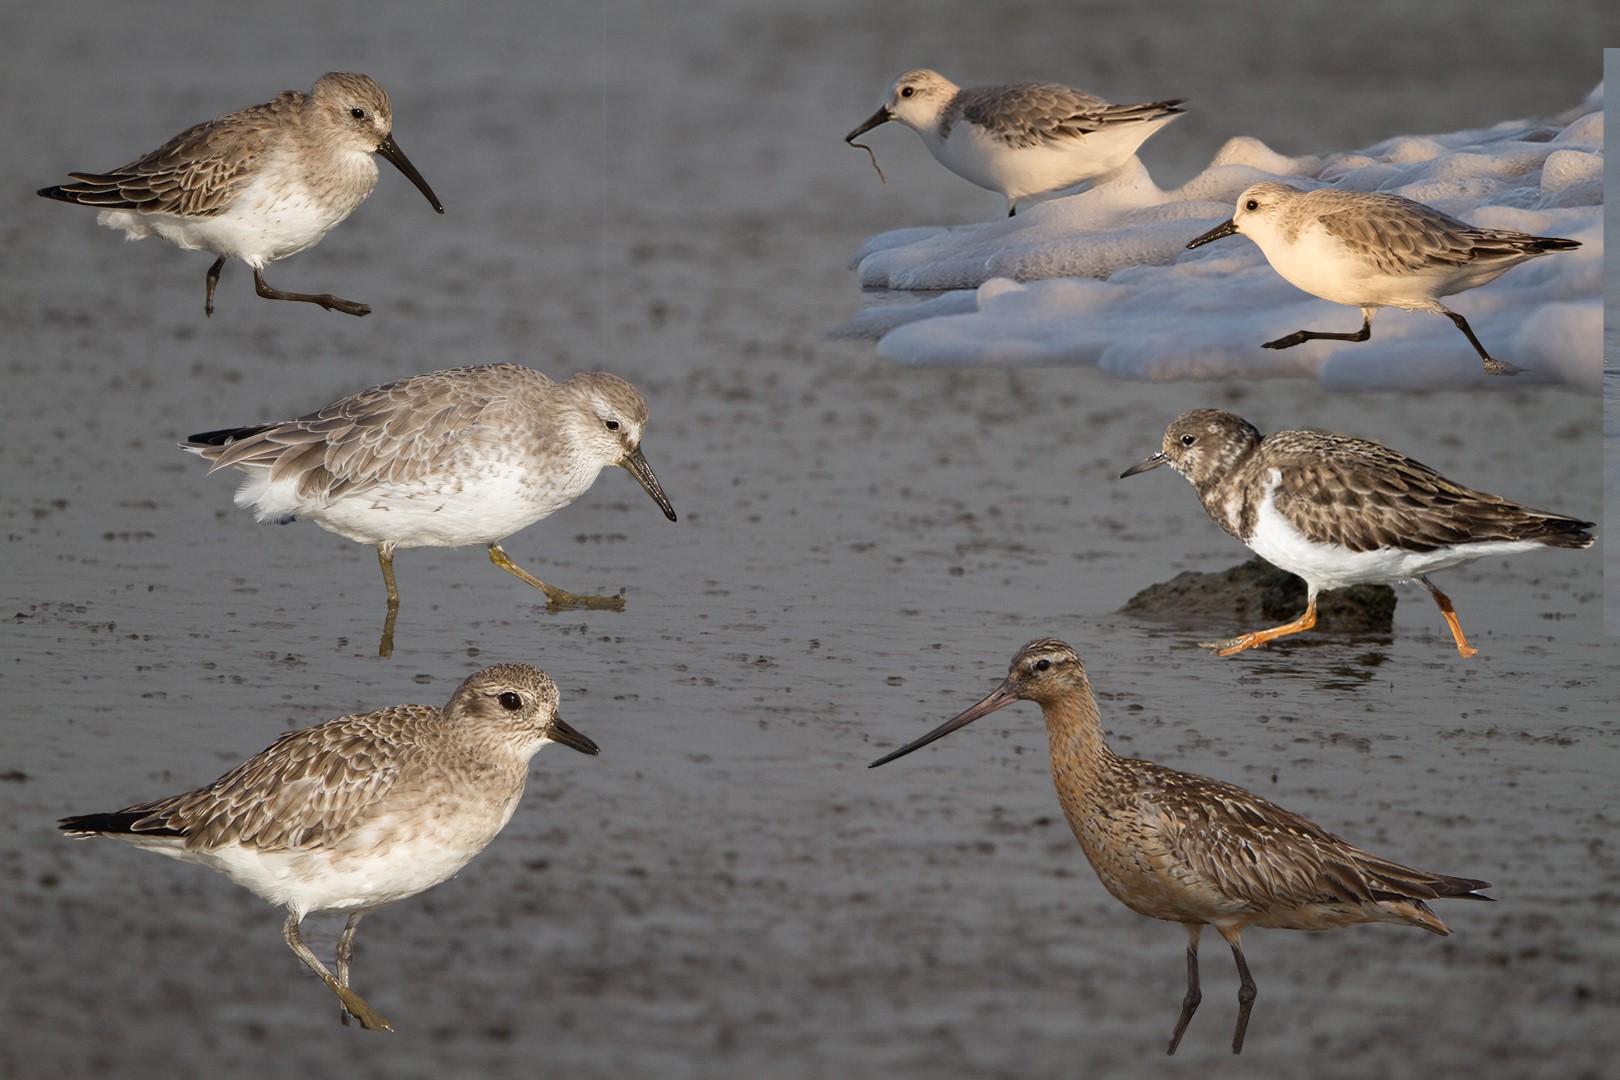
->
[[1121, 557, 1396, 637]]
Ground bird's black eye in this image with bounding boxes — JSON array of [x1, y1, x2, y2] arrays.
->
[[1180, 434, 1196, 447], [605, 419, 621, 432], [1244, 199, 1259, 211], [900, 86, 915, 98], [498, 691, 523, 710], [351, 107, 367, 120], [1034, 658, 1051, 672]]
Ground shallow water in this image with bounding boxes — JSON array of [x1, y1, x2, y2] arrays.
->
[[1, 4, 1613, 1079]]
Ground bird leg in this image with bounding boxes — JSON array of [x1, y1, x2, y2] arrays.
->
[[377, 545, 400, 658], [1415, 575, 1478, 658], [1440, 307, 1522, 376], [1220, 929, 1257, 1054], [281, 914, 392, 1032], [1166, 924, 1203, 1055], [335, 912, 367, 1027], [204, 256, 227, 318], [252, 266, 372, 318], [487, 543, 626, 612], [1201, 596, 1318, 656], [1262, 310, 1372, 351]]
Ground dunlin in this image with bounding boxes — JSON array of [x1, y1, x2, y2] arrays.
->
[[183, 364, 678, 657], [847, 69, 1184, 216], [38, 72, 443, 317], [1121, 409, 1594, 656], [59, 663, 598, 1031], [870, 638, 1492, 1054], [1185, 182, 1580, 376]]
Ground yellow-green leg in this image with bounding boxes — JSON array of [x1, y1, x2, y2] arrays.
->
[[488, 543, 626, 611], [281, 914, 391, 1032], [377, 545, 401, 658]]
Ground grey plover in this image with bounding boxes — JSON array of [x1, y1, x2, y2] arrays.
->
[[59, 663, 598, 1031]]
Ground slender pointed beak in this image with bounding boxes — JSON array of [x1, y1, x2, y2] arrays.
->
[[869, 679, 1019, 768], [846, 107, 893, 143], [376, 134, 445, 214], [547, 715, 600, 756], [1186, 218, 1236, 249], [620, 445, 678, 522], [1120, 452, 1169, 479]]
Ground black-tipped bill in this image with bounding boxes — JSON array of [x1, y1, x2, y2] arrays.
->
[[549, 716, 600, 756], [622, 446, 678, 522], [846, 107, 893, 143], [377, 134, 445, 214], [1120, 452, 1169, 479], [869, 679, 1019, 768], [1186, 218, 1237, 249]]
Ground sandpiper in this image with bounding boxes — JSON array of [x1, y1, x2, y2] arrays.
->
[[38, 72, 443, 317], [1121, 409, 1594, 657], [183, 364, 678, 657], [870, 638, 1492, 1054], [59, 663, 598, 1031], [846, 69, 1184, 216], [1185, 182, 1581, 376]]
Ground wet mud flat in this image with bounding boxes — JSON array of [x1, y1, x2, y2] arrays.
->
[[2, 3, 1614, 1079]]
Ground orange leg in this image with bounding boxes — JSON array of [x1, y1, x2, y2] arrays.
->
[[1416, 575, 1477, 657], [1202, 596, 1318, 657]]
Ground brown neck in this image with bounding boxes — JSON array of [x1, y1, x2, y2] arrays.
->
[[1039, 680, 1117, 785]]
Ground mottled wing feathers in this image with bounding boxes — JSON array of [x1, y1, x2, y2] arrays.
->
[[1313, 191, 1572, 276], [40, 93, 298, 218], [955, 83, 1183, 149], [62, 706, 435, 851], [187, 365, 530, 503], [1260, 430, 1594, 553], [1144, 763, 1482, 915]]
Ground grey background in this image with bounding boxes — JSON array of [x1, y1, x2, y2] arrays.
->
[[2, 3, 1612, 1078]]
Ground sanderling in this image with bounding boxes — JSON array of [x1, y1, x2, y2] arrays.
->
[[1120, 409, 1594, 656], [870, 638, 1491, 1054], [38, 72, 443, 318], [183, 365, 678, 656], [1186, 182, 1581, 376], [846, 69, 1184, 216], [59, 663, 598, 1031]]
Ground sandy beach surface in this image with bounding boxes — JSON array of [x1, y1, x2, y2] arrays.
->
[[1, 4, 1612, 1079]]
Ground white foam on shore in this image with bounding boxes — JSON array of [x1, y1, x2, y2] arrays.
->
[[835, 86, 1603, 389]]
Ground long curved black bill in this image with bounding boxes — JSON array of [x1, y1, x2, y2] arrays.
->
[[622, 446, 677, 522], [1186, 218, 1236, 249], [869, 679, 1018, 768], [377, 134, 445, 213], [1120, 452, 1169, 479], [549, 716, 600, 756], [846, 107, 892, 143]]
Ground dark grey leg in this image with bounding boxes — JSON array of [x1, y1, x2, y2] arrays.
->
[[252, 266, 372, 317]]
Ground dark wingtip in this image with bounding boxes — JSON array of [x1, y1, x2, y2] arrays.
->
[[58, 811, 182, 837]]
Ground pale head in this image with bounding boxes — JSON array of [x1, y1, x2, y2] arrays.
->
[[557, 372, 677, 522], [869, 638, 1088, 767], [1186, 182, 1305, 251], [450, 663, 598, 757], [311, 72, 443, 213], [1120, 409, 1262, 487], [846, 69, 960, 141]]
